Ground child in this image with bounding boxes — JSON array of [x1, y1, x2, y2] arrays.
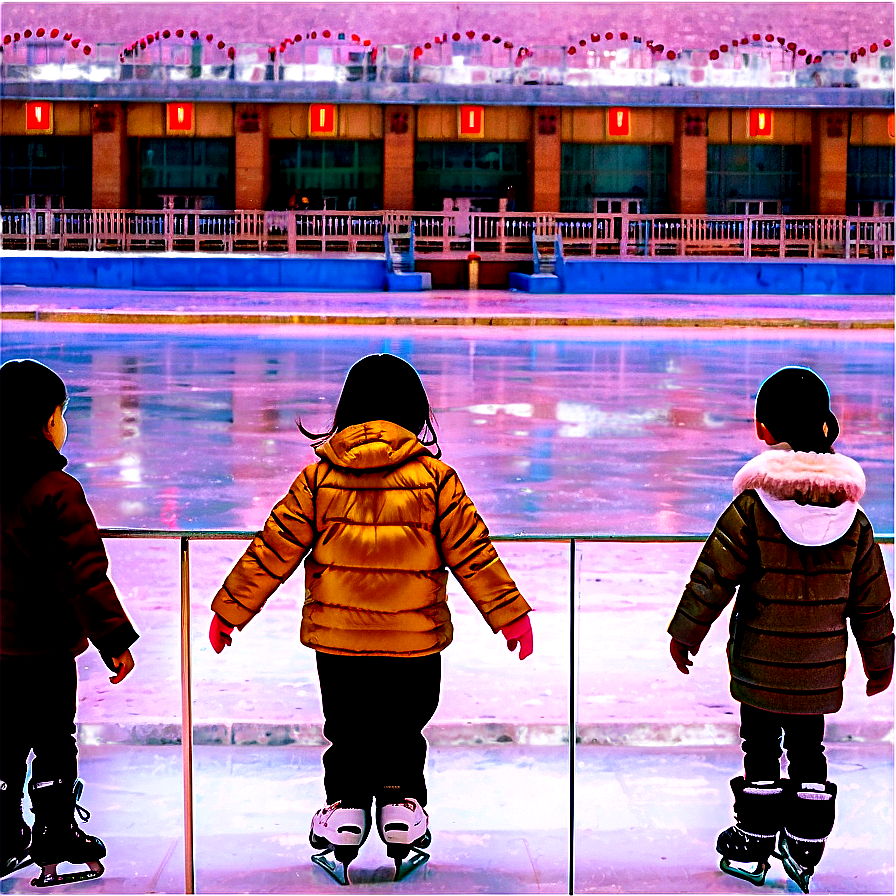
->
[[209, 353, 533, 883], [668, 366, 893, 892], [1, 359, 139, 887]]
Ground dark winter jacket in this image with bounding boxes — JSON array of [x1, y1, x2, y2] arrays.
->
[[668, 446, 893, 714], [212, 421, 532, 657], [1, 436, 138, 667]]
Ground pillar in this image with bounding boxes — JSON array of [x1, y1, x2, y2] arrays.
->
[[234, 104, 269, 210], [91, 103, 128, 209], [529, 107, 561, 212], [383, 105, 415, 210], [671, 109, 707, 214], [810, 111, 848, 215]]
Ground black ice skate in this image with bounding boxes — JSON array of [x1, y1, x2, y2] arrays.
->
[[1, 780, 32, 877], [375, 798, 431, 881], [28, 778, 105, 888], [717, 777, 785, 887], [772, 781, 837, 893], [310, 802, 371, 885]]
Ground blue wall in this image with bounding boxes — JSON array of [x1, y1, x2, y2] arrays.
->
[[556, 258, 895, 295], [0, 254, 389, 292]]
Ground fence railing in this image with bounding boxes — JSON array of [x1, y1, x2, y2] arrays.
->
[[95, 527, 894, 894], [3, 208, 893, 259]]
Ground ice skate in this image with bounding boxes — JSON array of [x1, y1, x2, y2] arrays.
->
[[375, 798, 431, 881], [717, 778, 784, 887], [772, 781, 837, 893], [28, 779, 105, 888], [1, 781, 32, 877], [309, 802, 371, 885]]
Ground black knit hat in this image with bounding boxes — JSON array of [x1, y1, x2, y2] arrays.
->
[[0, 359, 68, 441], [755, 366, 839, 453]]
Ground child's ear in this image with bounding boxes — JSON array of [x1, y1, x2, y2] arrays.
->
[[755, 420, 777, 445], [43, 407, 61, 442]]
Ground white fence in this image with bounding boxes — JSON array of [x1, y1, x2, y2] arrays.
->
[[2, 207, 893, 259]]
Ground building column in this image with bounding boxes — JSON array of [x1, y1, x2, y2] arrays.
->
[[529, 107, 561, 212], [91, 103, 129, 209], [810, 111, 848, 215], [234, 104, 269, 210], [383, 105, 415, 210], [670, 109, 707, 214]]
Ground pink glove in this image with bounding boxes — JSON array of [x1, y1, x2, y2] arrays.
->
[[501, 615, 533, 660], [209, 614, 234, 654]]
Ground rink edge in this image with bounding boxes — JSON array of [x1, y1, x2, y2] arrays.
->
[[75, 719, 894, 747]]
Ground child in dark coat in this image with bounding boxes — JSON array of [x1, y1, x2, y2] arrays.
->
[[668, 366, 893, 891], [1, 359, 139, 886]]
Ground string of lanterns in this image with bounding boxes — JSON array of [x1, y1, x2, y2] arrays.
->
[[1, 28, 92, 55], [118, 30, 236, 63], [268, 30, 375, 63]]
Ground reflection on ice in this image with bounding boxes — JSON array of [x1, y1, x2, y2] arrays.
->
[[1, 324, 892, 535]]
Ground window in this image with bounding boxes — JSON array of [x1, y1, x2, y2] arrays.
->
[[138, 138, 234, 208], [560, 144, 670, 212], [414, 142, 526, 210], [0, 137, 91, 208], [707, 144, 807, 214], [847, 146, 895, 203], [269, 140, 383, 210]]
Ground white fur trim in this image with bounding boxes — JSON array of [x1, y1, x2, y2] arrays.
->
[[733, 447, 865, 503], [756, 489, 859, 546]]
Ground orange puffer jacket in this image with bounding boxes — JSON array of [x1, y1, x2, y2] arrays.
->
[[212, 421, 532, 657]]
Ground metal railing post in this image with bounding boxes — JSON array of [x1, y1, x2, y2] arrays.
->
[[180, 536, 196, 894], [568, 537, 576, 896]]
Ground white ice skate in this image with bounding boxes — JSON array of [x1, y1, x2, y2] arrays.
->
[[309, 802, 370, 886], [375, 798, 431, 881]]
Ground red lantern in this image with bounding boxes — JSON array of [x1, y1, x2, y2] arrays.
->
[[851, 52, 858, 63], [492, 36, 501, 43], [217, 40, 225, 49], [885, 39, 892, 47], [591, 33, 600, 42], [655, 44, 664, 53], [787, 42, 796, 51], [607, 107, 631, 136], [482, 33, 490, 41], [2, 35, 10, 45], [858, 47, 866, 56], [413, 46, 423, 59], [83, 45, 91, 55], [36, 27, 45, 37], [322, 30, 331, 38], [720, 43, 729, 52], [777, 37, 785, 45], [452, 32, 460, 41], [205, 34, 213, 42], [424, 42, 431, 49], [620, 32, 628, 40], [710, 49, 720, 60], [459, 105, 484, 137], [752, 33, 761, 41], [466, 30, 475, 39], [666, 50, 676, 60], [749, 109, 773, 137], [871, 43, 879, 53], [363, 39, 371, 46], [309, 103, 337, 136], [140, 40, 146, 49], [63, 32, 72, 41], [504, 41, 513, 49], [146, 34, 154, 44], [888, 113, 894, 139], [797, 48, 806, 56], [814, 55, 821, 63], [227, 47, 235, 59], [71, 38, 81, 48], [24, 29, 32, 38], [765, 34, 774, 42], [176, 29, 184, 37], [579, 39, 586, 47], [163, 30, 170, 39], [26, 101, 53, 131], [50, 28, 59, 38], [190, 30, 199, 39], [605, 32, 613, 40], [351, 34, 360, 42], [310, 31, 317, 39], [568, 46, 576, 55], [167, 102, 194, 132]]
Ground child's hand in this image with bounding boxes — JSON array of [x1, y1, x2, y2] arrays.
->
[[501, 615, 533, 660], [109, 649, 134, 684], [670, 638, 694, 674], [866, 668, 892, 696], [209, 614, 235, 654]]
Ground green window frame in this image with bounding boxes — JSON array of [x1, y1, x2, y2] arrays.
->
[[0, 137, 92, 208], [706, 144, 807, 214], [138, 138, 234, 209], [847, 146, 895, 204]]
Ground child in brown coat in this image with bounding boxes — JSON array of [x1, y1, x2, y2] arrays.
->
[[668, 366, 892, 891]]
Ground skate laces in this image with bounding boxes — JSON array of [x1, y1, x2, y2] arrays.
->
[[75, 803, 91, 823]]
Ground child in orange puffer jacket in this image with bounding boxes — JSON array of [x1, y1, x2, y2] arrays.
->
[[209, 353, 533, 883]]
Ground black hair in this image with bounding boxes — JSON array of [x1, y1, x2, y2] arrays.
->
[[0, 359, 68, 442], [299, 354, 440, 457], [755, 366, 839, 454]]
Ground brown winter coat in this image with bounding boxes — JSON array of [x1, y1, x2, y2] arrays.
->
[[668, 447, 893, 714], [1, 437, 139, 665], [212, 421, 532, 657]]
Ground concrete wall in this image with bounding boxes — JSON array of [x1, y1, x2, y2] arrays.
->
[[0, 253, 389, 291], [556, 257, 895, 295]]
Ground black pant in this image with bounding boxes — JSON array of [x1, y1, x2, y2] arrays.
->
[[316, 652, 441, 809], [0, 655, 79, 805], [739, 703, 827, 784]]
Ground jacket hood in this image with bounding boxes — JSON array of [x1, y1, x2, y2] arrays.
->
[[733, 445, 865, 546], [316, 421, 432, 470]]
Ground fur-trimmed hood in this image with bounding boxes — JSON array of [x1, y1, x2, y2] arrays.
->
[[733, 445, 865, 546]]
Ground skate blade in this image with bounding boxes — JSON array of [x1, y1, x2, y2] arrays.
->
[[31, 861, 104, 888], [719, 857, 769, 887], [393, 847, 429, 882], [311, 851, 350, 886], [3, 855, 34, 878], [773, 850, 811, 893]]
